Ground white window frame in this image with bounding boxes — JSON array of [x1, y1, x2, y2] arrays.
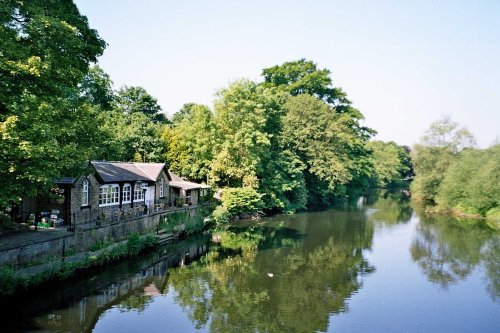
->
[[99, 184, 120, 207], [82, 178, 89, 206], [133, 183, 144, 202], [159, 178, 164, 198], [122, 183, 131, 203]]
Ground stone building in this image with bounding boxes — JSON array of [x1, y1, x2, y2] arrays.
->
[[22, 161, 210, 228]]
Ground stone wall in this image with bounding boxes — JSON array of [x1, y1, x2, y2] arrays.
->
[[0, 206, 203, 266], [0, 234, 75, 266], [74, 211, 163, 251]]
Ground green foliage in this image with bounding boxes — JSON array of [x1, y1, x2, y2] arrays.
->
[[171, 103, 196, 124], [79, 65, 115, 110], [0, 0, 106, 208], [281, 94, 373, 205], [114, 86, 168, 123], [367, 141, 412, 187], [159, 207, 212, 235], [127, 233, 142, 255], [89, 237, 112, 252], [411, 117, 498, 221], [98, 110, 166, 162], [411, 117, 476, 203], [161, 59, 376, 214], [262, 58, 349, 106], [436, 145, 499, 218], [212, 205, 230, 225], [164, 104, 215, 181], [220, 187, 264, 217]]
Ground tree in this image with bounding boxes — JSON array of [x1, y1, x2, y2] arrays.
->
[[435, 144, 499, 219], [411, 116, 476, 202], [171, 103, 196, 124], [164, 104, 216, 181], [367, 141, 413, 187], [79, 65, 115, 111], [0, 0, 106, 208], [211, 80, 278, 188], [281, 94, 373, 205], [115, 86, 169, 123], [262, 58, 349, 106], [420, 115, 476, 152], [99, 110, 166, 162]]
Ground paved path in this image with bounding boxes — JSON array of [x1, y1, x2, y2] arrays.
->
[[0, 230, 74, 251]]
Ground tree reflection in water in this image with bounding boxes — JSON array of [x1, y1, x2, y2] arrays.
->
[[364, 190, 413, 226], [411, 212, 499, 300], [168, 221, 375, 333]]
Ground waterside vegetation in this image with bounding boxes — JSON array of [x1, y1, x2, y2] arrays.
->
[[410, 117, 499, 228]]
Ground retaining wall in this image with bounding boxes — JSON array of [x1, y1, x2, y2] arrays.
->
[[0, 206, 202, 266]]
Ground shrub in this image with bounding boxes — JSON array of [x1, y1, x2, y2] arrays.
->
[[221, 187, 263, 216], [127, 233, 142, 255]]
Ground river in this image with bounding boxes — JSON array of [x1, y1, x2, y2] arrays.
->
[[1, 192, 498, 332]]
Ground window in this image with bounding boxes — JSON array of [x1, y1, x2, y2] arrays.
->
[[133, 182, 144, 202], [159, 178, 164, 198], [123, 184, 131, 203], [82, 179, 89, 206], [99, 184, 120, 206]]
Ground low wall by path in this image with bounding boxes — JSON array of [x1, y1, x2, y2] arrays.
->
[[0, 233, 75, 267], [74, 206, 201, 251], [0, 206, 204, 266]]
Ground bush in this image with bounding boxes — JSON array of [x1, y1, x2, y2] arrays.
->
[[221, 187, 263, 216], [212, 205, 229, 225], [127, 233, 142, 255]]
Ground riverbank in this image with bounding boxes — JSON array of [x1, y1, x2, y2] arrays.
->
[[412, 201, 500, 231], [0, 204, 215, 296]]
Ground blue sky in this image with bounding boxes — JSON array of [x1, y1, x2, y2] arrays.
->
[[75, 0, 499, 147]]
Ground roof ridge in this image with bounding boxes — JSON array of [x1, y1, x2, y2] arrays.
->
[[133, 164, 155, 181]]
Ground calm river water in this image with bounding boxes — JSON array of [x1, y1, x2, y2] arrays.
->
[[2, 192, 499, 332]]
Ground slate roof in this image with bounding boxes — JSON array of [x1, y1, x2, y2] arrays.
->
[[168, 171, 210, 190], [91, 161, 170, 183]]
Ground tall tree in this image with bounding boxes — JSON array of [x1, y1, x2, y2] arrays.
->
[[281, 94, 373, 205], [0, 0, 106, 208], [262, 58, 349, 107], [115, 86, 169, 123], [164, 104, 216, 181], [79, 65, 114, 111], [411, 116, 476, 202], [171, 102, 196, 124]]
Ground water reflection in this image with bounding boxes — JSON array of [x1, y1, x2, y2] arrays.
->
[[364, 191, 413, 226], [411, 212, 500, 300], [1, 192, 498, 332], [168, 211, 375, 333]]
